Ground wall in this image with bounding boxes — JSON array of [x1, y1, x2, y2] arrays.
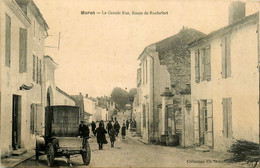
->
[[138, 45, 171, 142], [0, 0, 46, 157], [83, 97, 97, 122], [191, 23, 259, 151], [54, 90, 75, 106]]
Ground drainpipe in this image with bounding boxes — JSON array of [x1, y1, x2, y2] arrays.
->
[[257, 12, 260, 145]]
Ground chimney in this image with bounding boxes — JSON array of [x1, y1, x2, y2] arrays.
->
[[228, 1, 246, 25], [86, 94, 88, 98]]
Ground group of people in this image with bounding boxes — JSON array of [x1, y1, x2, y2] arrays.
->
[[79, 120, 127, 150]]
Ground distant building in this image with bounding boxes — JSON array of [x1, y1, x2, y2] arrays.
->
[[71, 93, 85, 122], [83, 95, 98, 122], [55, 87, 75, 106], [0, 0, 48, 157], [189, 2, 259, 151], [136, 28, 205, 142]]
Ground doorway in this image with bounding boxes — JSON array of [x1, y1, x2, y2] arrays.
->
[[12, 95, 21, 150]]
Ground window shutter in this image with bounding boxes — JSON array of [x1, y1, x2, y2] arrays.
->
[[195, 50, 200, 83], [36, 57, 39, 83], [193, 100, 200, 144], [226, 37, 231, 77], [39, 59, 42, 84], [205, 46, 211, 81], [222, 98, 228, 137], [227, 98, 232, 138], [201, 49, 205, 81], [33, 55, 35, 81], [5, 14, 11, 67], [19, 28, 27, 73], [206, 99, 213, 148], [221, 38, 226, 78]]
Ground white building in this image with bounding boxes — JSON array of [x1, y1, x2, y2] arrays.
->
[[0, 0, 48, 157], [83, 95, 97, 122], [190, 2, 259, 151]]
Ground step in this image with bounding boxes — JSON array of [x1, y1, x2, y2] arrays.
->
[[195, 146, 210, 152], [12, 148, 27, 156]]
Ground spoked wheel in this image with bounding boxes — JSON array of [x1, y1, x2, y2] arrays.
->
[[81, 142, 91, 165], [46, 143, 55, 167]]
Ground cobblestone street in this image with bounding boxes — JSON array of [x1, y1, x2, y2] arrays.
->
[[15, 131, 248, 168]]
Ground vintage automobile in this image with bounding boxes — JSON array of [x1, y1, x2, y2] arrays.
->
[[35, 106, 91, 166]]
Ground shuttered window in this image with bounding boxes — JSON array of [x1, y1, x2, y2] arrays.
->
[[201, 49, 206, 81], [39, 59, 42, 84], [222, 98, 232, 138], [205, 46, 211, 81], [195, 46, 211, 83], [5, 14, 11, 67], [36, 56, 39, 84], [222, 37, 231, 78], [195, 50, 200, 83], [19, 28, 27, 73], [33, 55, 36, 81], [30, 104, 36, 134]]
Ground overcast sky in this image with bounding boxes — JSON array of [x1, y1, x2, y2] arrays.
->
[[34, 0, 260, 97]]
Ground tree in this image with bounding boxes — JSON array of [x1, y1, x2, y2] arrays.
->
[[111, 87, 129, 110], [128, 88, 137, 104]]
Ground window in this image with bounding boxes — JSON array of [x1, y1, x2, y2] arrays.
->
[[39, 59, 42, 84], [5, 14, 11, 67], [222, 98, 232, 138], [36, 57, 39, 83], [33, 55, 36, 81], [195, 50, 200, 82], [30, 104, 36, 134], [222, 36, 231, 78], [19, 28, 27, 73], [195, 45, 211, 83]]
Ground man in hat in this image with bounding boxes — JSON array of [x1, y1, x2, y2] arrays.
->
[[78, 120, 90, 147]]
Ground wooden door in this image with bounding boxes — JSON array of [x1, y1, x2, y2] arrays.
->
[[12, 95, 21, 150], [205, 100, 213, 148], [193, 100, 200, 144]]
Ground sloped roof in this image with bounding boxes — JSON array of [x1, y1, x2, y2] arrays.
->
[[155, 28, 206, 64], [56, 87, 74, 101], [189, 12, 258, 47]]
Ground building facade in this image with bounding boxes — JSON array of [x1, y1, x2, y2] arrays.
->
[[0, 0, 48, 157], [190, 2, 259, 151], [55, 87, 75, 106], [137, 28, 205, 142]]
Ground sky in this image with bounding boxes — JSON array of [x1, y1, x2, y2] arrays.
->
[[34, 0, 260, 97]]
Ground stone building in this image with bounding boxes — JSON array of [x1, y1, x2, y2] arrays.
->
[[136, 28, 205, 142]]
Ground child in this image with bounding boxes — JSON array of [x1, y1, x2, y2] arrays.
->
[[121, 123, 126, 139], [109, 126, 116, 147]]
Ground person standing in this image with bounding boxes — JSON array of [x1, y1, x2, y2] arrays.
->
[[91, 121, 96, 135], [109, 126, 116, 148], [126, 119, 129, 130], [121, 123, 126, 139], [114, 121, 120, 136], [106, 121, 112, 134], [78, 121, 90, 147], [95, 122, 108, 150]]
